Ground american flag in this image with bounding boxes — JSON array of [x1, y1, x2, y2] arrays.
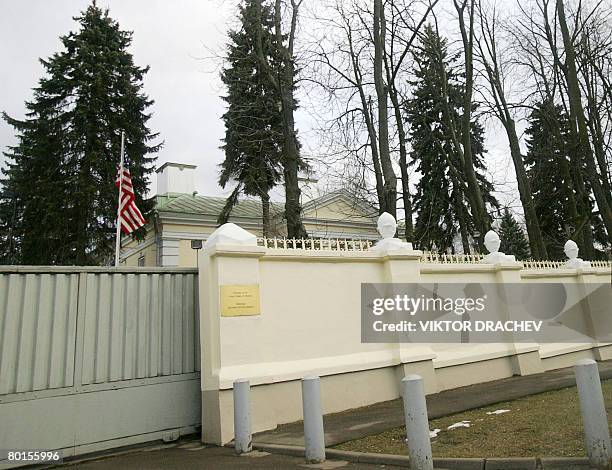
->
[[115, 167, 146, 234]]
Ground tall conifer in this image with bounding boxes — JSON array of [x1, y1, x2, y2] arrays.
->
[[525, 100, 608, 259], [219, 0, 283, 236], [405, 26, 497, 253], [499, 208, 530, 260], [1, 4, 159, 265], [524, 101, 573, 260]]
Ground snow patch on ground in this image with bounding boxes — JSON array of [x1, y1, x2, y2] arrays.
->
[[429, 428, 441, 438], [447, 420, 471, 430], [486, 409, 510, 415]]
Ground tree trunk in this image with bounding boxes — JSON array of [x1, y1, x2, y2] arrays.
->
[[557, 0, 612, 244], [366, 96, 386, 213], [568, 137, 594, 256], [261, 193, 271, 237], [477, 0, 565, 258], [389, 85, 413, 241], [373, 0, 397, 218], [505, 118, 548, 259], [549, 105, 583, 252], [558, 146, 581, 248], [253, 0, 307, 239], [275, 0, 308, 239], [583, 67, 612, 209], [345, 23, 385, 212], [455, 0, 488, 250], [453, 184, 472, 254]]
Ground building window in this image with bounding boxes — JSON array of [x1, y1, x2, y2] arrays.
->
[[138, 255, 145, 267]]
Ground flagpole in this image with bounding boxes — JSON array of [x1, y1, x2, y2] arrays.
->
[[114, 131, 125, 267]]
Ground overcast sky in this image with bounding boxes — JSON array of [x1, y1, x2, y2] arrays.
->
[[0, 0, 520, 215]]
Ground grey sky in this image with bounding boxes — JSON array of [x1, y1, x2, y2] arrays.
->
[[0, 0, 521, 216]]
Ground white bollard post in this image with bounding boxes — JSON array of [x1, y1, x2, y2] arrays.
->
[[302, 375, 325, 463], [233, 379, 252, 454], [402, 375, 434, 470], [575, 359, 612, 469]]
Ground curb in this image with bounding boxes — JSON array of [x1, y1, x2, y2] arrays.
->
[[540, 457, 594, 469], [252, 443, 592, 470]]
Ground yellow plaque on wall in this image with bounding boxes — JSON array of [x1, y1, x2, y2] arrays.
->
[[220, 284, 261, 317]]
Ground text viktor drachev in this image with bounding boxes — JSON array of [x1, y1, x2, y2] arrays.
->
[[360, 282, 612, 344], [370, 293, 542, 333], [371, 318, 543, 333]]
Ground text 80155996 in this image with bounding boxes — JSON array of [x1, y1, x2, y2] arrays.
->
[[2, 450, 63, 464]]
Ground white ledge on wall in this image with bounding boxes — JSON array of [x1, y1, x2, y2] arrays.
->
[[214, 348, 437, 389]]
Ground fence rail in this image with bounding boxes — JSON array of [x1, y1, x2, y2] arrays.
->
[[257, 237, 374, 251], [420, 251, 485, 263], [256, 237, 611, 269], [521, 260, 566, 270]]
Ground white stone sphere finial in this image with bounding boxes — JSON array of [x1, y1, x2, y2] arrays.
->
[[484, 230, 501, 254], [564, 239, 591, 269], [481, 229, 516, 264], [377, 212, 397, 239], [370, 212, 412, 251], [564, 239, 579, 260]]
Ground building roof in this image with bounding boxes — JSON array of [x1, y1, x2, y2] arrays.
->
[[155, 189, 383, 236], [156, 194, 284, 219]]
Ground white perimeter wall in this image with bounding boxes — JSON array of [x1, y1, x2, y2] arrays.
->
[[198, 244, 611, 444]]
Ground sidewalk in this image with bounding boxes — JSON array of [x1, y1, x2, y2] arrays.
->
[[254, 360, 612, 447]]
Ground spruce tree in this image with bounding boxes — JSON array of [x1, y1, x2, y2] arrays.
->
[[499, 208, 530, 260], [1, 4, 159, 265], [405, 25, 498, 253], [219, 0, 283, 236], [525, 100, 609, 260], [524, 101, 572, 260]]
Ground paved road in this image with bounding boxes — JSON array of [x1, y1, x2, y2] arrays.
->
[[59, 442, 404, 470]]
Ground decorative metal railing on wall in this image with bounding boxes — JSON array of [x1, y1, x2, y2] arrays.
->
[[256, 237, 612, 269], [420, 251, 484, 264], [529, 259, 609, 269], [258, 237, 374, 251], [521, 260, 567, 270]]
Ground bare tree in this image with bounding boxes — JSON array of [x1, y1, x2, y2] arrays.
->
[[308, 1, 385, 212], [576, 13, 612, 210], [383, 0, 439, 241], [373, 0, 398, 218], [440, 0, 490, 250], [509, 0, 595, 255], [308, 0, 434, 239], [475, 1, 548, 259], [556, 0, 612, 243]]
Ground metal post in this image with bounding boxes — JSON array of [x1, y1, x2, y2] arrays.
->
[[114, 131, 125, 267], [233, 379, 252, 454], [302, 375, 325, 463], [575, 359, 612, 469], [401, 375, 433, 470]]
